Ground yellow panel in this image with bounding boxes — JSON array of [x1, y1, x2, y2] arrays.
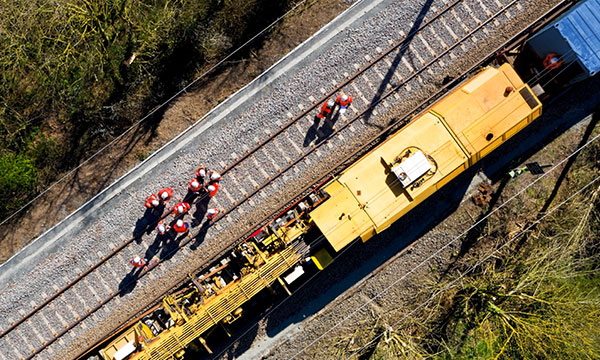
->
[[309, 183, 374, 252], [310, 63, 542, 253], [311, 114, 468, 251], [311, 248, 334, 270]]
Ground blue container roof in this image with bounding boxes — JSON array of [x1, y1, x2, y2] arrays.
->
[[554, 0, 600, 76]]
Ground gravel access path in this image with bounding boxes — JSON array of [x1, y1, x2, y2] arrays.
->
[[0, 0, 564, 359]]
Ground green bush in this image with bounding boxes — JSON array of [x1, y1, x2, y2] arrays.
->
[[0, 0, 291, 218], [0, 153, 38, 212]]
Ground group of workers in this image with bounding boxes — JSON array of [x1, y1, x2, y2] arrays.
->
[[131, 92, 354, 269], [316, 93, 353, 119], [131, 166, 223, 269]]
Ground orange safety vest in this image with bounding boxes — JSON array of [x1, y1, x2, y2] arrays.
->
[[207, 208, 220, 220], [188, 179, 203, 192], [173, 221, 189, 233], [196, 165, 207, 178], [157, 222, 168, 235], [208, 183, 219, 198], [173, 202, 191, 215], [158, 188, 173, 201], [543, 53, 562, 70], [336, 94, 352, 107], [144, 194, 159, 208], [208, 170, 222, 183], [130, 258, 146, 268], [318, 101, 333, 118]]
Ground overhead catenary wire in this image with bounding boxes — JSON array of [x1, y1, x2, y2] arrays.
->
[[0, 0, 309, 228], [344, 172, 600, 360], [288, 124, 600, 360]]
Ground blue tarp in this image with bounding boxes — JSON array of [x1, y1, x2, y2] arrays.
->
[[528, 0, 600, 80]]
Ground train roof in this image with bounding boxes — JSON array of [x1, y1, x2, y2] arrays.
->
[[310, 64, 541, 252], [527, 0, 600, 80]]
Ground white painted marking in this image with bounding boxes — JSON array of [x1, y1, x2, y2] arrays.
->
[[320, 87, 326, 94], [220, 186, 236, 203], [55, 310, 70, 328], [353, 63, 360, 70], [286, 133, 304, 155], [440, 16, 460, 41], [376, 47, 382, 53], [261, 148, 281, 171], [9, 337, 25, 359], [350, 82, 369, 105], [251, 155, 270, 179], [273, 139, 292, 164], [364, 54, 372, 61], [418, 34, 436, 57], [409, 44, 426, 66], [227, 172, 249, 196], [401, 56, 414, 73], [297, 103, 305, 110], [247, 175, 259, 189], [28, 320, 46, 344]]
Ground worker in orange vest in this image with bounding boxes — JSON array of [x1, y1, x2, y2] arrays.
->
[[130, 256, 147, 268], [317, 100, 334, 119], [207, 183, 219, 198], [173, 202, 191, 215], [144, 194, 160, 209], [158, 188, 173, 202], [196, 165, 207, 184], [173, 219, 189, 233], [157, 222, 170, 235], [188, 178, 204, 193], [335, 94, 353, 114], [207, 208, 220, 220], [208, 170, 222, 184]]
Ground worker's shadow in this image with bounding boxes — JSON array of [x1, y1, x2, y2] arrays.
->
[[303, 112, 340, 147], [144, 233, 169, 262], [190, 219, 211, 250], [133, 205, 165, 243], [315, 112, 341, 145], [191, 195, 211, 227], [118, 266, 144, 297]]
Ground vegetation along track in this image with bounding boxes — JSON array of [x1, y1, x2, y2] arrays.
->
[[0, 0, 567, 359]]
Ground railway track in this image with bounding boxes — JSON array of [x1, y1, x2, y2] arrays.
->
[[0, 0, 571, 359]]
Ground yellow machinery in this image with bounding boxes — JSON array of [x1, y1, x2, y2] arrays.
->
[[310, 63, 542, 251], [96, 63, 542, 360], [99, 218, 306, 360]]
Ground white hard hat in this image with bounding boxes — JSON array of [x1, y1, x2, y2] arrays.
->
[[176, 219, 183, 227], [198, 169, 206, 177], [340, 94, 348, 101], [208, 185, 215, 192], [151, 199, 159, 206], [133, 256, 141, 262], [327, 100, 334, 107], [191, 180, 199, 187], [208, 208, 217, 214], [211, 172, 221, 180], [177, 205, 184, 213], [158, 224, 165, 231], [339, 107, 347, 114], [161, 192, 168, 199]]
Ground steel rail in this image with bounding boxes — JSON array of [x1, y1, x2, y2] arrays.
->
[[0, 0, 468, 345], [68, 1, 578, 359]]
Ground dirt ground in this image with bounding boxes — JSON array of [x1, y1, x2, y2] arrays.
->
[[0, 0, 353, 263]]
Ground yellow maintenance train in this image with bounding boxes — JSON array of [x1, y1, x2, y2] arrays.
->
[[97, 62, 541, 360]]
